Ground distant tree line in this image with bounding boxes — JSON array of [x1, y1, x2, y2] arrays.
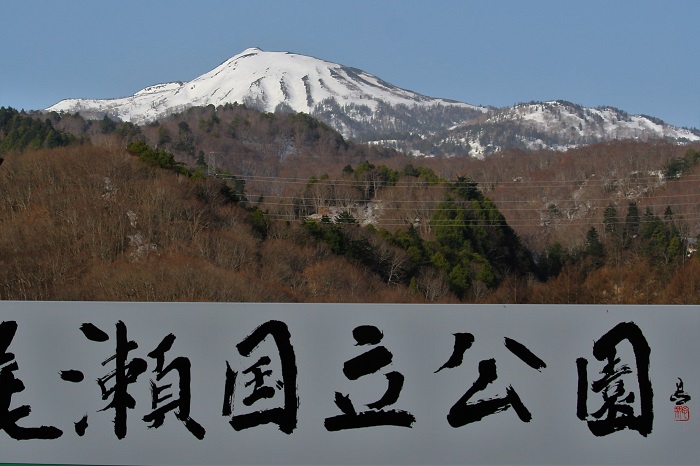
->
[[0, 107, 76, 153]]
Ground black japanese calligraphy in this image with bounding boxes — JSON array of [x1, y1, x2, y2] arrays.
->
[[58, 370, 84, 383], [143, 333, 206, 439], [670, 378, 691, 406], [503, 337, 547, 371], [74, 414, 88, 437], [324, 325, 415, 431], [72, 321, 148, 439], [66, 323, 206, 439], [223, 320, 298, 434], [576, 321, 653, 437], [0, 310, 685, 452], [0, 321, 62, 440], [438, 333, 546, 428], [434, 333, 474, 373]]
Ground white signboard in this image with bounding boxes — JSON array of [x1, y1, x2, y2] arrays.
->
[[0, 302, 697, 465]]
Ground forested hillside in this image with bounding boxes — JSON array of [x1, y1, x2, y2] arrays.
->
[[0, 107, 76, 153], [2, 108, 699, 303], [0, 145, 401, 302]]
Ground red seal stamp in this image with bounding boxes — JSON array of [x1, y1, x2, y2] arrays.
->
[[674, 405, 690, 422]]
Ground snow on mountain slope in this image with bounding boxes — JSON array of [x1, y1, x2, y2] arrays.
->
[[429, 101, 700, 158], [48, 48, 484, 128], [489, 101, 699, 142], [47, 50, 698, 156]]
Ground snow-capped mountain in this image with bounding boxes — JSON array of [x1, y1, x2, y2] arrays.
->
[[405, 101, 700, 158], [48, 47, 485, 138], [48, 49, 699, 157]]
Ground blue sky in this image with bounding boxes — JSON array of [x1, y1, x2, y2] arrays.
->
[[1, 0, 698, 129]]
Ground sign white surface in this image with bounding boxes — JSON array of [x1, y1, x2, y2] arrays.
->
[[0, 302, 696, 465]]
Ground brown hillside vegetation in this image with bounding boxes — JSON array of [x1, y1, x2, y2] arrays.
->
[[0, 146, 418, 302], [0, 143, 699, 303], [45, 107, 700, 254], [7, 104, 700, 303]]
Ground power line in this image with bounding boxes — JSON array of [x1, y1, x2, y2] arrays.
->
[[216, 172, 700, 188], [210, 166, 700, 229], [247, 193, 700, 207], [256, 212, 700, 229]]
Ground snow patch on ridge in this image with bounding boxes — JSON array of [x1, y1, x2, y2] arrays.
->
[[134, 82, 184, 96]]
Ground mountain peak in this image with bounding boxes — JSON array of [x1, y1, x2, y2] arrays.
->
[[45, 49, 697, 156], [233, 47, 264, 58], [47, 48, 484, 131]]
